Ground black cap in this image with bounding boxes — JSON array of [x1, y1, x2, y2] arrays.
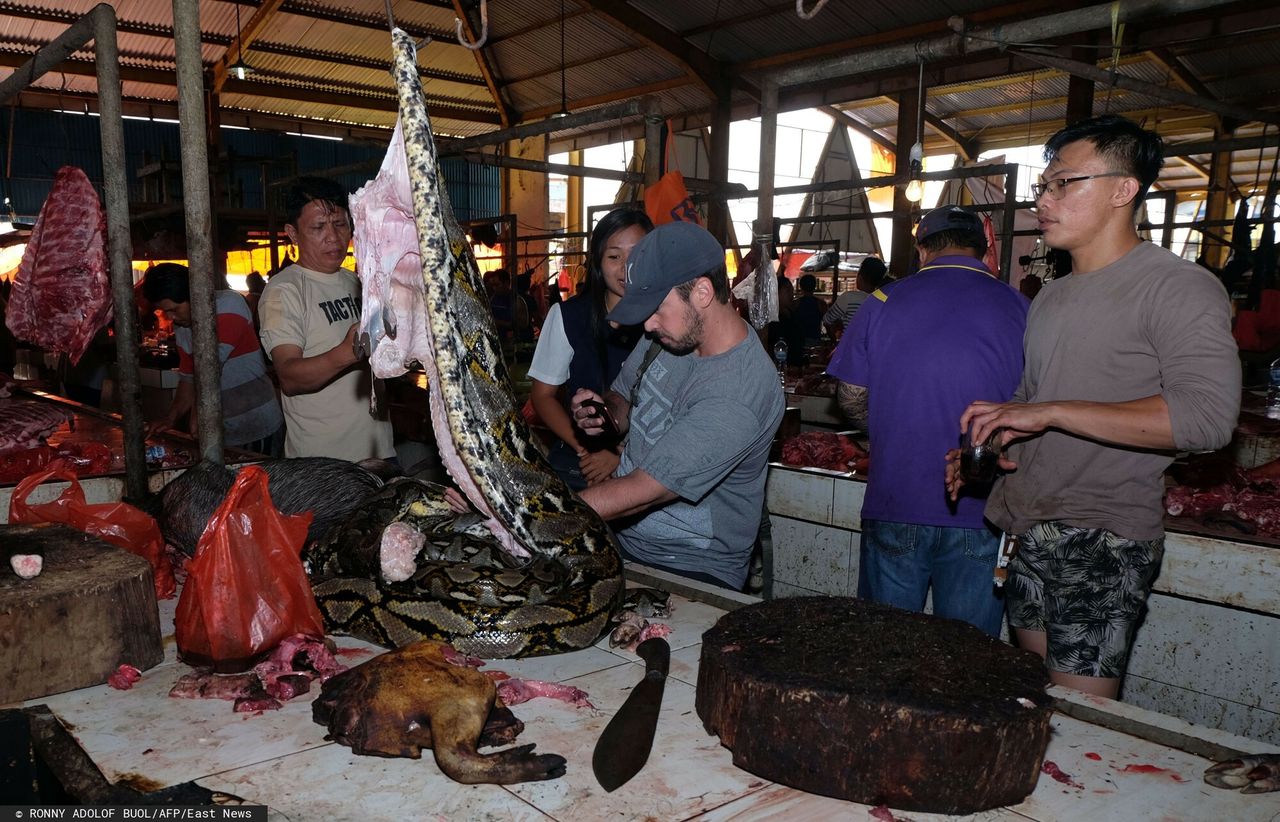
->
[[916, 205, 983, 243], [607, 222, 724, 325]]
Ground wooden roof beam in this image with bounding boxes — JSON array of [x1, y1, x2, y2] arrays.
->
[[214, 0, 287, 94], [0, 3, 485, 87], [1173, 154, 1246, 200], [520, 76, 688, 120], [576, 0, 727, 97], [452, 0, 511, 127], [875, 95, 977, 161], [1145, 48, 1219, 103], [819, 105, 895, 153]]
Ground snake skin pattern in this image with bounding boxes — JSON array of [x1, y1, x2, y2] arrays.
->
[[308, 29, 623, 658]]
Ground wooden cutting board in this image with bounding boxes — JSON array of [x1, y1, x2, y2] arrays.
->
[[0, 523, 162, 704], [697, 596, 1053, 814]]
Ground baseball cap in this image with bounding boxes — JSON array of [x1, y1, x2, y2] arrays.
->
[[607, 221, 724, 325], [916, 205, 983, 243]]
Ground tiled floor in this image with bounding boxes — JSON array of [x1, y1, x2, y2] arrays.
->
[[19, 588, 1280, 821]]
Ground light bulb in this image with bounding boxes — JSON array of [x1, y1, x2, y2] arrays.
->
[[904, 178, 924, 203], [234, 64, 247, 81]]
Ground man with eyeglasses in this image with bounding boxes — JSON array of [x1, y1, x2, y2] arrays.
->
[[946, 114, 1240, 698]]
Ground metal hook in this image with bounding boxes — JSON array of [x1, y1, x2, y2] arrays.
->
[[795, 0, 830, 21], [456, 0, 489, 50]]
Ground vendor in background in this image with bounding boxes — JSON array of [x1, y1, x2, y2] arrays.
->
[[527, 207, 652, 490], [569, 222, 784, 591], [142, 263, 284, 455], [823, 256, 887, 337], [948, 115, 1240, 696], [244, 270, 266, 330], [257, 176, 394, 461], [828, 206, 1027, 636], [786, 273, 827, 360]]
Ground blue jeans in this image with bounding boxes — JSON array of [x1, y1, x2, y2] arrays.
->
[[857, 519, 1005, 637]]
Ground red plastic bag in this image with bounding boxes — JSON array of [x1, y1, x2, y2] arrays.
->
[[8, 459, 175, 599], [174, 464, 322, 672]]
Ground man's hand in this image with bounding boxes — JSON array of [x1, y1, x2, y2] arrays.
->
[[570, 388, 608, 437], [580, 448, 621, 486], [144, 418, 175, 438], [960, 400, 1048, 452]]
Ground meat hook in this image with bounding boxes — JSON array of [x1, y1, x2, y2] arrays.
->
[[455, 0, 489, 50], [796, 0, 830, 21]]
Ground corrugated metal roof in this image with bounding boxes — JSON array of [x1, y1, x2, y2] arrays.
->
[[0, 0, 1271, 199]]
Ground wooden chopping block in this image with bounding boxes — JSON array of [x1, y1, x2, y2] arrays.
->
[[696, 596, 1053, 814], [0, 523, 162, 704]]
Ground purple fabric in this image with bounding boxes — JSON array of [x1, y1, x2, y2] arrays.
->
[[826, 256, 1027, 528]]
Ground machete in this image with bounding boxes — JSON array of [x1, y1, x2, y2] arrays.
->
[[591, 637, 670, 791]]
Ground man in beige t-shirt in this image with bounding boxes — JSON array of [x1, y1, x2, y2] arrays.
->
[[258, 177, 394, 462]]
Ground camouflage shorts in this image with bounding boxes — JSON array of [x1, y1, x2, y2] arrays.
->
[[1006, 521, 1164, 679]]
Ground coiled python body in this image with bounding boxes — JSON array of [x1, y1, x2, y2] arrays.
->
[[308, 29, 623, 658]]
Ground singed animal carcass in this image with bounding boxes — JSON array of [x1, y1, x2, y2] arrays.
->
[[306, 29, 622, 659], [312, 639, 565, 784]]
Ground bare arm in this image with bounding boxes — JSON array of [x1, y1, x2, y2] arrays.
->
[[962, 395, 1175, 455], [270, 325, 361, 396], [530, 378, 582, 454], [578, 467, 677, 520], [147, 379, 195, 436], [836, 381, 869, 431]]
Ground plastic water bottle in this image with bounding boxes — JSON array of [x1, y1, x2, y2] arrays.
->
[[1267, 357, 1280, 419], [773, 339, 788, 388]]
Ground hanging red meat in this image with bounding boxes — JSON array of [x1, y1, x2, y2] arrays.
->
[[4, 166, 112, 365]]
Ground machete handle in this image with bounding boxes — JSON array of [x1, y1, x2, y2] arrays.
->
[[635, 637, 670, 679]]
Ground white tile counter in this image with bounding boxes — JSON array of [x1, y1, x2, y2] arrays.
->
[[11, 582, 1280, 821]]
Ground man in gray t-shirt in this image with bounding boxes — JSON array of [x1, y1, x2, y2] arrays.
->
[[572, 222, 785, 590], [947, 115, 1239, 700]]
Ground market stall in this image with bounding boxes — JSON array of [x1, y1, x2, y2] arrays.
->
[[765, 460, 1280, 749], [6, 581, 1279, 819]]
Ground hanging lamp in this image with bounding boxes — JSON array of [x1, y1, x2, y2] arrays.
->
[[230, 2, 254, 81]]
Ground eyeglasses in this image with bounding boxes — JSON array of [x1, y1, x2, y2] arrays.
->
[[1031, 172, 1129, 200]]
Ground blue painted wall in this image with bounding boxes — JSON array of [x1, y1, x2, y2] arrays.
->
[[0, 109, 500, 223]]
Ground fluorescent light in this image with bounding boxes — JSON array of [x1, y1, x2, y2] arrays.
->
[[220, 124, 251, 131], [287, 132, 343, 142]]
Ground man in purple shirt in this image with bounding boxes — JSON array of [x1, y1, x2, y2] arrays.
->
[[827, 206, 1027, 635]]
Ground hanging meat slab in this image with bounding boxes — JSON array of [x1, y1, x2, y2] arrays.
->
[[696, 596, 1053, 814], [4, 165, 112, 365]]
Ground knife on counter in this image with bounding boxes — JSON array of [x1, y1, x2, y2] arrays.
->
[[591, 637, 670, 792]]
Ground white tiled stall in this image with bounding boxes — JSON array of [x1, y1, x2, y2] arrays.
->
[[765, 462, 1280, 746]]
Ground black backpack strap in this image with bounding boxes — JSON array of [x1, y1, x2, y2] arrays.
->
[[629, 339, 663, 409]]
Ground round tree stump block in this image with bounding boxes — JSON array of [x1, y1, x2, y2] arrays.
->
[[696, 596, 1053, 814], [0, 524, 162, 704]]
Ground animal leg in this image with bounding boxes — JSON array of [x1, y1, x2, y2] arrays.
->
[[426, 699, 565, 784], [1204, 753, 1280, 793]]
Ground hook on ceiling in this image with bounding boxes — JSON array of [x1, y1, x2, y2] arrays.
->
[[796, 0, 831, 21], [456, 0, 490, 50]]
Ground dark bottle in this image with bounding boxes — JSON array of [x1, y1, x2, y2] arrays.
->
[[960, 446, 999, 484]]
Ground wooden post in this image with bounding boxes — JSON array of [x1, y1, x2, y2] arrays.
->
[[890, 87, 920, 277]]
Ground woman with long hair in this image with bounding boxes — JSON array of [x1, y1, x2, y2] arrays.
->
[[527, 207, 653, 490]]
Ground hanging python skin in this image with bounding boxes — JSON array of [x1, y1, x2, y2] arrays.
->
[[307, 28, 623, 658]]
